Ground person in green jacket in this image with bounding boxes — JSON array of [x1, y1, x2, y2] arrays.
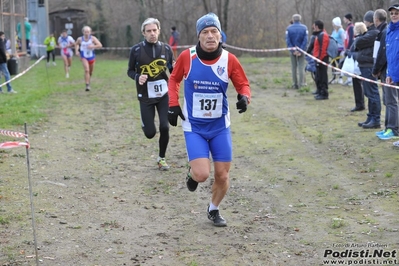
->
[[44, 32, 56, 66], [16, 17, 31, 55]]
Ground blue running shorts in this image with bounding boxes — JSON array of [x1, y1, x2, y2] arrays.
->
[[184, 127, 232, 162]]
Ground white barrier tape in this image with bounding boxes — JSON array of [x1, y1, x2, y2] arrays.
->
[[224, 44, 295, 53], [0, 55, 46, 88], [295, 47, 399, 90], [31, 43, 195, 50], [32, 43, 294, 52], [29, 43, 397, 89]]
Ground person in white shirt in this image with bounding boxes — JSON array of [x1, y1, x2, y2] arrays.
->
[[58, 30, 75, 78], [75, 26, 102, 91]]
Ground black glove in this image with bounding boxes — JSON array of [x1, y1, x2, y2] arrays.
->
[[236, 94, 248, 114], [168, 106, 185, 126]]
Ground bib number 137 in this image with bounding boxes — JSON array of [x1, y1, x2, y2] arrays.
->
[[192, 92, 223, 118], [200, 98, 217, 110]]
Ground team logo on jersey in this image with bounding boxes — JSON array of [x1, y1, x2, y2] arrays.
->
[[140, 59, 167, 78], [193, 83, 198, 89], [217, 66, 225, 76]]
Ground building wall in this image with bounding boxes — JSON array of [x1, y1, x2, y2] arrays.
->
[[26, 0, 87, 58], [23, 0, 47, 58]]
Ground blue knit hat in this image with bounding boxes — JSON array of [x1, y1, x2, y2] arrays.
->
[[196, 13, 221, 36]]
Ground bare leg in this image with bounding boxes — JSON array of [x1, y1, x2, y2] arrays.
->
[[189, 158, 211, 183], [189, 159, 230, 206], [81, 58, 90, 85], [89, 62, 94, 79], [67, 57, 72, 68], [62, 56, 69, 77], [211, 161, 230, 207]]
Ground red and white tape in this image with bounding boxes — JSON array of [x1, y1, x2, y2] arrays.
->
[[0, 129, 27, 138], [0, 141, 29, 149], [0, 129, 29, 150]]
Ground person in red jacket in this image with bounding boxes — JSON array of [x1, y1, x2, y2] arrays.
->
[[307, 20, 329, 100], [167, 13, 251, 227], [169, 26, 179, 59]]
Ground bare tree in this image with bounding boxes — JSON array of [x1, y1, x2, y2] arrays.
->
[[47, 0, 391, 54]]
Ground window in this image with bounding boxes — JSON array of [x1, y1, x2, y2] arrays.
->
[[38, 0, 45, 7]]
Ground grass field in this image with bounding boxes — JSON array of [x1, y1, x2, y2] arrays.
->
[[0, 55, 130, 129]]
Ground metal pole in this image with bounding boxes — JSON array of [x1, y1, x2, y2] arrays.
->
[[10, 0, 16, 56], [0, 0, 3, 30], [20, 0, 26, 54], [24, 123, 39, 266], [44, 0, 49, 36]]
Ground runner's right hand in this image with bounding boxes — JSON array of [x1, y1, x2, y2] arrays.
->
[[168, 106, 185, 126]]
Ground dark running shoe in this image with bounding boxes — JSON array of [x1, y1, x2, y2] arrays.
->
[[207, 206, 227, 227], [186, 167, 198, 192]]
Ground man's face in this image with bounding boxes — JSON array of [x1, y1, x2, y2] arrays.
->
[[390, 9, 399, 23], [83, 28, 91, 36], [142, 23, 159, 43], [373, 15, 379, 26], [363, 21, 372, 28], [198, 26, 221, 52], [0, 34, 5, 40]]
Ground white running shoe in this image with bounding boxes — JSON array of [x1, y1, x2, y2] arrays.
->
[[53, 62, 56, 66], [66, 73, 69, 78]]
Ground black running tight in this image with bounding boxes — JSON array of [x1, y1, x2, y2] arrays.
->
[[139, 95, 170, 158]]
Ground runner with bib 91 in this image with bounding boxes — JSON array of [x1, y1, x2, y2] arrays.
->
[[127, 18, 174, 171]]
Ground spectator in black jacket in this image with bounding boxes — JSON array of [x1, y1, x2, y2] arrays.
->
[[355, 11, 381, 129], [372, 9, 398, 139], [0, 31, 16, 94], [342, 13, 355, 86]]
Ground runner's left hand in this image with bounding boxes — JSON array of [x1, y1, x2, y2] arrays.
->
[[236, 94, 248, 113]]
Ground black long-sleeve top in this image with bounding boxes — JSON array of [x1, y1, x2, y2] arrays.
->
[[127, 40, 174, 103]]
